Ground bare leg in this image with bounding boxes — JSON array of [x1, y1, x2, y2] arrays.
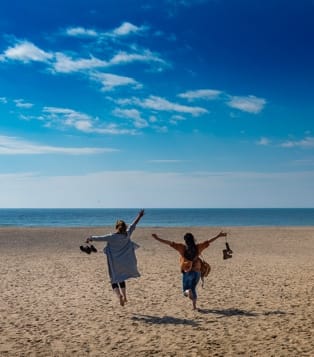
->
[[187, 290, 197, 310], [113, 287, 124, 306], [121, 287, 127, 303]]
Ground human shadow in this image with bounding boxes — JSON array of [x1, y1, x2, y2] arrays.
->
[[131, 314, 199, 326], [197, 308, 289, 318], [197, 308, 258, 317]]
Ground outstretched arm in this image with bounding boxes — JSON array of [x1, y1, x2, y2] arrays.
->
[[132, 209, 145, 226], [151, 233, 173, 246], [207, 231, 227, 244]]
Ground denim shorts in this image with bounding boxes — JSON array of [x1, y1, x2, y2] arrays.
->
[[182, 271, 201, 299]]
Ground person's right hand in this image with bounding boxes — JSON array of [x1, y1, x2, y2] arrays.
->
[[219, 231, 227, 237]]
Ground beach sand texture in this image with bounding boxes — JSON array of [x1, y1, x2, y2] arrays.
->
[[0, 226, 313, 357]]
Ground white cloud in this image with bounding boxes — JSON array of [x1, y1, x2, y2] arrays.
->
[[178, 89, 222, 101], [134, 95, 208, 116], [65, 27, 98, 37], [113, 108, 148, 128], [43, 106, 95, 132], [109, 50, 167, 67], [42, 106, 138, 135], [14, 99, 34, 108], [257, 137, 271, 146], [280, 136, 314, 148], [51, 49, 168, 74], [227, 95, 266, 114], [112, 22, 144, 36], [52, 53, 107, 73], [0, 97, 7, 104], [2, 41, 53, 63], [91, 72, 142, 91], [0, 135, 115, 155]]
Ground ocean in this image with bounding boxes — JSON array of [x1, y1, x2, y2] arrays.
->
[[0, 208, 313, 227]]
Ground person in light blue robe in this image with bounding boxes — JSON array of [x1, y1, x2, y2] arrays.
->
[[87, 209, 144, 306]]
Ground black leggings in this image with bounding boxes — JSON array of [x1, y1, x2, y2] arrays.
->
[[111, 281, 126, 290]]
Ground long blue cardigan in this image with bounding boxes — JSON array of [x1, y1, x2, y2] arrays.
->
[[91, 221, 140, 284]]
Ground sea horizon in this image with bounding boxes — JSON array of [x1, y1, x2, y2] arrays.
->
[[0, 208, 313, 228]]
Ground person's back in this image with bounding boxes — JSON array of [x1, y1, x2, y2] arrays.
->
[[86, 209, 144, 307], [151, 230, 227, 310]]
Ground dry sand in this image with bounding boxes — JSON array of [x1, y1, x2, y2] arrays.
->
[[0, 226, 313, 356]]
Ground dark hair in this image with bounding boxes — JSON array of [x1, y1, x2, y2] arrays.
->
[[115, 220, 127, 234], [183, 233, 197, 260]]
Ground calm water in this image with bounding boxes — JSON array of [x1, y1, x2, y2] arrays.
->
[[0, 208, 313, 227]]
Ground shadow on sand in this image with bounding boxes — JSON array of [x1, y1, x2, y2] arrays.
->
[[131, 314, 199, 326], [197, 308, 289, 318], [131, 309, 291, 326]]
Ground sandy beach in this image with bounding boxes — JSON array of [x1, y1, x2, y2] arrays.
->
[[0, 226, 313, 356]]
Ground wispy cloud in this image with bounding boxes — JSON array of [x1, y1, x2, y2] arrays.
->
[[178, 88, 267, 115], [14, 99, 34, 108], [133, 95, 208, 116], [109, 50, 167, 67], [42, 106, 138, 135], [1, 41, 53, 63], [227, 95, 266, 114], [280, 136, 314, 148], [51, 49, 168, 74], [111, 22, 146, 37], [1, 35, 167, 76], [257, 137, 271, 146], [65, 26, 98, 37], [43, 106, 95, 132], [52, 53, 107, 73], [64, 22, 148, 41], [63, 22, 145, 40], [0, 97, 7, 104], [91, 72, 142, 91], [113, 108, 148, 128], [0, 135, 116, 155], [178, 89, 222, 101]]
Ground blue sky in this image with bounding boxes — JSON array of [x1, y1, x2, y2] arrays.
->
[[0, 0, 313, 208]]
